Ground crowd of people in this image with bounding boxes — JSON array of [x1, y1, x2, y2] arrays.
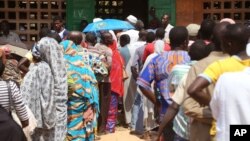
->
[[0, 11, 250, 141]]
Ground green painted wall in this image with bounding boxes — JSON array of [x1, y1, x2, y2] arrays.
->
[[66, 0, 95, 31], [148, 0, 176, 25], [66, 0, 176, 31]]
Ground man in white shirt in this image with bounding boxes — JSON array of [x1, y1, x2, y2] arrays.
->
[[210, 67, 250, 141], [52, 16, 69, 40], [119, 15, 139, 44], [161, 13, 173, 43]]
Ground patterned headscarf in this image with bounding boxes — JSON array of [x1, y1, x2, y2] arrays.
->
[[31, 43, 40, 59]]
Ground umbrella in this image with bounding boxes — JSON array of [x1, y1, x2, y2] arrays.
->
[[83, 19, 134, 32]]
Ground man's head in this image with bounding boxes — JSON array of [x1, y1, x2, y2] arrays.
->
[[39, 27, 51, 39], [53, 16, 64, 33], [146, 32, 156, 43], [161, 13, 170, 28], [101, 32, 113, 46], [211, 22, 230, 51], [80, 19, 88, 31], [221, 24, 250, 55], [0, 20, 10, 36], [67, 31, 83, 45], [169, 26, 189, 50], [85, 32, 97, 46], [198, 19, 216, 40], [48, 32, 62, 43], [135, 20, 144, 31], [149, 7, 156, 17], [119, 34, 130, 47], [155, 27, 165, 40], [138, 29, 148, 41], [189, 40, 212, 61]]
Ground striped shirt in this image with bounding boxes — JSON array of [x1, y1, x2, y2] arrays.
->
[[0, 80, 28, 121]]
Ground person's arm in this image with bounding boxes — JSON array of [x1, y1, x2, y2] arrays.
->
[[156, 102, 179, 140], [139, 86, 157, 104], [132, 48, 141, 67], [10, 81, 29, 128], [131, 66, 138, 80], [21, 120, 29, 128], [183, 66, 213, 122], [137, 59, 156, 104], [0, 48, 7, 64], [187, 77, 211, 105], [157, 74, 188, 139], [131, 48, 141, 80], [18, 57, 30, 74], [106, 48, 113, 69], [187, 61, 221, 105], [183, 96, 213, 123]]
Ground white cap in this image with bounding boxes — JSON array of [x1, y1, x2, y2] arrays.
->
[[93, 18, 103, 23], [186, 24, 200, 36], [126, 15, 137, 24], [220, 18, 235, 24], [247, 43, 250, 57]]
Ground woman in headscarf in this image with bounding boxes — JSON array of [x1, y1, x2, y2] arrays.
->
[[106, 38, 124, 133], [60, 39, 99, 141], [21, 37, 68, 141]]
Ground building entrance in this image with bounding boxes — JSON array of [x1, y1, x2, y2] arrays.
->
[[95, 0, 148, 27]]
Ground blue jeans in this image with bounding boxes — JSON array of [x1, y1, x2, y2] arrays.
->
[[130, 92, 144, 133]]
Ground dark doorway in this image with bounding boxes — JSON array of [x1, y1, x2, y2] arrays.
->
[[123, 0, 148, 28], [95, 0, 148, 27]]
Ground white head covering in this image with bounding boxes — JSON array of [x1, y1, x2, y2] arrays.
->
[[154, 40, 165, 54], [186, 24, 200, 37], [93, 18, 103, 23], [220, 18, 235, 24], [247, 43, 250, 57], [126, 15, 138, 24]]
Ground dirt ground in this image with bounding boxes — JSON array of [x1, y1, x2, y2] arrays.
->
[[98, 127, 157, 141]]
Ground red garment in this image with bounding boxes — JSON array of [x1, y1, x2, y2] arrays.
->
[[109, 41, 124, 97], [142, 41, 171, 62]]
